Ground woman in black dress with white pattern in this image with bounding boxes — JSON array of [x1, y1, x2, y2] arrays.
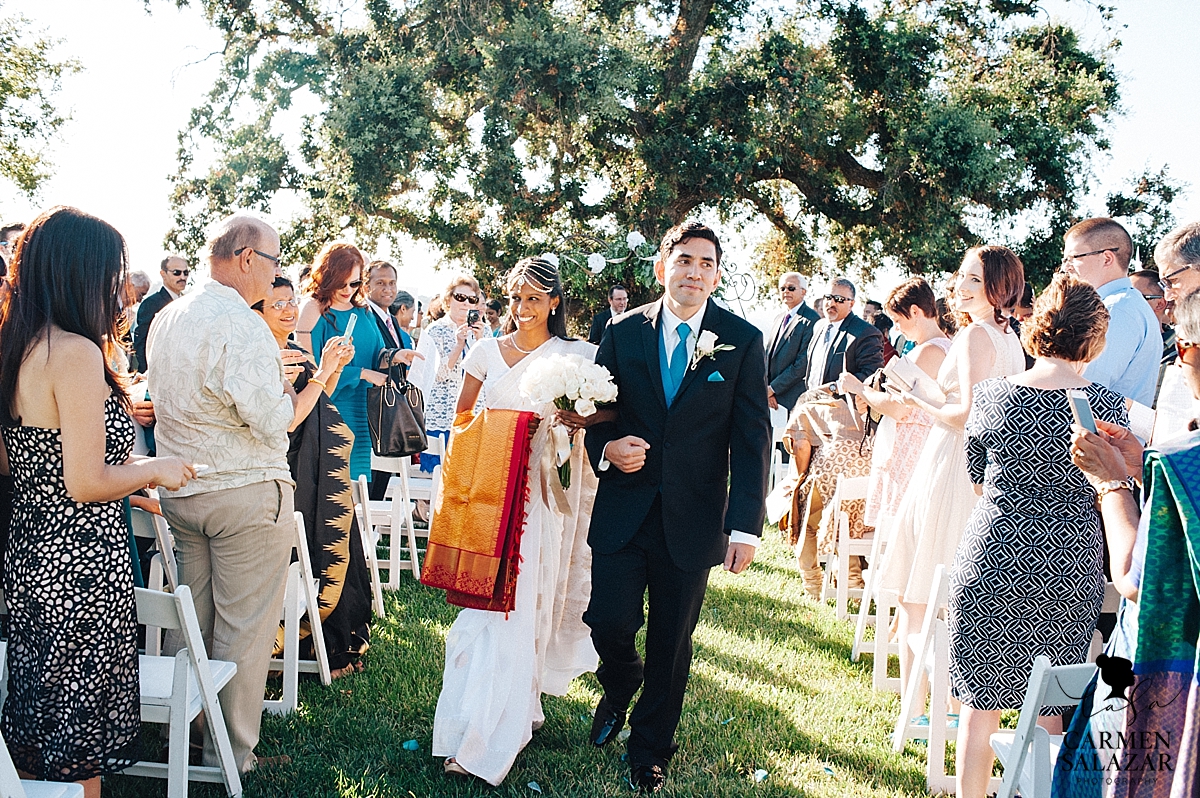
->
[[0, 207, 195, 797], [948, 274, 1129, 798]]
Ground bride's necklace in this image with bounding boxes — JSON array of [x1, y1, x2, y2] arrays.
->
[[507, 334, 548, 354]]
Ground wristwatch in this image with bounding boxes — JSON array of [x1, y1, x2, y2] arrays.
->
[[1096, 477, 1136, 498]]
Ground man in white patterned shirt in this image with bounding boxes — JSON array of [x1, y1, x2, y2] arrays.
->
[[148, 213, 297, 773]]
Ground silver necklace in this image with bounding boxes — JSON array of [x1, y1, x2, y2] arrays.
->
[[507, 335, 544, 354]]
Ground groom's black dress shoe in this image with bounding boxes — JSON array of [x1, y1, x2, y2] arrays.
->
[[630, 763, 666, 793], [589, 696, 626, 747]]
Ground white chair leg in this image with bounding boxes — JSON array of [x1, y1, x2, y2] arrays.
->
[[873, 588, 900, 693], [836, 511, 851, 621], [167, 656, 190, 798]]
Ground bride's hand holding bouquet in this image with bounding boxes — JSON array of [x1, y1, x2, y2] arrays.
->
[[520, 353, 618, 487]]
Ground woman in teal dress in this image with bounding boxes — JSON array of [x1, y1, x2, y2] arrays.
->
[[297, 243, 422, 480]]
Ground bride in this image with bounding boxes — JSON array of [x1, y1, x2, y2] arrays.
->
[[431, 256, 602, 785]]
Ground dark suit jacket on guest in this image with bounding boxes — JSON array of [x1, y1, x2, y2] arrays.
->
[[765, 306, 818, 411], [585, 299, 773, 572], [806, 312, 885, 389], [133, 286, 173, 373], [368, 302, 404, 349], [588, 308, 613, 345]]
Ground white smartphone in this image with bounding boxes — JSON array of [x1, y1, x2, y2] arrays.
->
[[342, 313, 358, 341], [1067, 389, 1097, 434], [194, 464, 211, 474]]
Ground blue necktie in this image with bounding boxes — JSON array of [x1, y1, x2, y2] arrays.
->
[[668, 322, 690, 399]]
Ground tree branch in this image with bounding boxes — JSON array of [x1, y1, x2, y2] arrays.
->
[[660, 0, 715, 103]]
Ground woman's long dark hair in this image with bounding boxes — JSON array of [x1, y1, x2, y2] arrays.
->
[[503, 257, 572, 340], [0, 206, 131, 424]]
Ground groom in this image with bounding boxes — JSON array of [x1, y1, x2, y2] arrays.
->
[[583, 222, 772, 792]]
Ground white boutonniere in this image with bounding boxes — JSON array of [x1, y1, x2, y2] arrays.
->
[[690, 330, 735, 370]]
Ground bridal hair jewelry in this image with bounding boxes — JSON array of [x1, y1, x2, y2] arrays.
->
[[506, 257, 557, 295]]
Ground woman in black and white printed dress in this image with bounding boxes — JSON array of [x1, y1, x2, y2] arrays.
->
[[947, 275, 1129, 798], [0, 207, 195, 797]]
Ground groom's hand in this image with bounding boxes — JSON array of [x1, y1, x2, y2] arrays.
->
[[723, 542, 756, 574], [604, 436, 650, 473]]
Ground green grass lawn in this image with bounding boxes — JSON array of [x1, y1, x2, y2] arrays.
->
[[108, 533, 936, 797]]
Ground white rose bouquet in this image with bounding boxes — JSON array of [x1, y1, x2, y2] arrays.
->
[[520, 353, 618, 488]]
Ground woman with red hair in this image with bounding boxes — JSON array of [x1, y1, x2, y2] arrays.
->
[[297, 243, 420, 480]]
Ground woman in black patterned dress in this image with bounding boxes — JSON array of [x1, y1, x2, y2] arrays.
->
[[0, 207, 195, 797], [947, 274, 1129, 798]]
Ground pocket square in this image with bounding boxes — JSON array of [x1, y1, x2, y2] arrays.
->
[[707, 371, 725, 382]]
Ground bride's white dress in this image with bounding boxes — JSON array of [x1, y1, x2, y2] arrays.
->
[[431, 336, 599, 785]]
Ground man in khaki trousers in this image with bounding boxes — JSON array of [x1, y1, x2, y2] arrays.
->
[[148, 213, 298, 772]]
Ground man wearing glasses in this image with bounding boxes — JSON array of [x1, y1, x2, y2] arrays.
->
[[1061, 218, 1161, 407], [1150, 221, 1200, 440], [804, 277, 884, 396], [766, 272, 818, 412], [133, 254, 191, 374]]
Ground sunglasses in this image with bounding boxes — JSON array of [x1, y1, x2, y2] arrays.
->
[[233, 247, 281, 265], [453, 292, 480, 305], [1140, 293, 1165, 302], [779, 285, 798, 292], [345, 280, 363, 289], [824, 294, 852, 305], [165, 269, 190, 277], [268, 298, 299, 311]]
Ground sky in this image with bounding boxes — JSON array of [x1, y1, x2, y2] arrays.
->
[[2, 0, 1198, 307]]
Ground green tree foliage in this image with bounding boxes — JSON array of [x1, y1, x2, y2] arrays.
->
[[0, 8, 78, 193], [163, 0, 1120, 304], [1106, 166, 1187, 271]]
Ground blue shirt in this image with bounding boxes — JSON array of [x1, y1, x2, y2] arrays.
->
[[1083, 277, 1162, 406]]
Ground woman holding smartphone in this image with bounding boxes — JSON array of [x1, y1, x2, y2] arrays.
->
[[297, 243, 421, 481], [946, 274, 1127, 798]]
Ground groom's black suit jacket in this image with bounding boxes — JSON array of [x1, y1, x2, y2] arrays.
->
[[585, 299, 772, 571]]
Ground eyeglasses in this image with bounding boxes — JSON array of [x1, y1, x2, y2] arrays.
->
[[268, 298, 299, 311], [1159, 264, 1195, 292], [1140, 293, 1165, 302], [165, 269, 190, 277], [233, 247, 281, 265], [824, 294, 852, 305], [779, 285, 798, 292], [1060, 247, 1118, 268], [453, 292, 479, 305]]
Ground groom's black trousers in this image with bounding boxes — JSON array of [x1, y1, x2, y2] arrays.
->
[[584, 495, 710, 768]]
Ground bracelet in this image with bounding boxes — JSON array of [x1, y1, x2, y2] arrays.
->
[[308, 377, 328, 390], [1096, 477, 1135, 498]]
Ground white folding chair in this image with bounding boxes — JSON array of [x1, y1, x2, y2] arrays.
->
[[265, 512, 333, 715], [0, 730, 83, 798], [124, 585, 242, 798], [767, 406, 789, 491], [133, 508, 179, 657], [359, 470, 423, 586], [350, 476, 387, 617], [990, 656, 1097, 798], [850, 519, 901, 692], [819, 475, 873, 620]]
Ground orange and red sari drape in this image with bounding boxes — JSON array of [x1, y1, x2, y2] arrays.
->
[[420, 408, 534, 613]]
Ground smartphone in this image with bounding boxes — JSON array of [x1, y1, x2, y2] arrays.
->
[[467, 309, 480, 326], [1067, 389, 1098, 434], [342, 313, 357, 341]]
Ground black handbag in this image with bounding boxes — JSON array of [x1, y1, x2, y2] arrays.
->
[[366, 360, 429, 457]]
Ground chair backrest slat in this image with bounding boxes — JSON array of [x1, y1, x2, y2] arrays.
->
[[135, 587, 183, 631]]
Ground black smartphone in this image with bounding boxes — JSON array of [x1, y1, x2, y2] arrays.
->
[[467, 309, 480, 326]]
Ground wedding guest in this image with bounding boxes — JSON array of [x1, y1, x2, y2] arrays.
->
[[296, 243, 421, 483], [765, 272, 817, 413], [875, 246, 1027, 693], [837, 277, 952, 535], [1151, 222, 1200, 438], [0, 206, 195, 797], [948, 275, 1127, 798], [409, 275, 488, 471], [133, 254, 189, 374], [431, 257, 601, 785], [0, 221, 24, 273], [1054, 290, 1200, 796], [150, 214, 297, 773], [1062, 218, 1161, 406], [873, 312, 897, 361], [864, 299, 883, 323], [588, 284, 629, 344], [484, 298, 504, 336], [791, 276, 883, 592], [127, 270, 151, 306], [390, 291, 416, 348], [256, 277, 371, 678], [364, 259, 402, 349]]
